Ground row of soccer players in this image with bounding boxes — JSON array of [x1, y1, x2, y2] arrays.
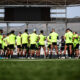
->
[[0, 28, 80, 58], [60, 29, 80, 58]]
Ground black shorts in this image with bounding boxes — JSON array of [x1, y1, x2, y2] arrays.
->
[[9, 44, 14, 49], [48, 45, 51, 49], [75, 44, 79, 50], [17, 45, 21, 49], [60, 47, 64, 51], [66, 43, 73, 46], [66, 43, 73, 50], [30, 44, 37, 50], [4, 47, 7, 50], [52, 42, 57, 46], [0, 44, 2, 49], [22, 44, 28, 49], [39, 45, 45, 48], [7, 45, 10, 48]]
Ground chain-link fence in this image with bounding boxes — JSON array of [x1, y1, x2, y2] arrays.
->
[[0, 22, 80, 36]]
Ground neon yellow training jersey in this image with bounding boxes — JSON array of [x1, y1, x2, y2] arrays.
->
[[73, 34, 79, 44], [9, 34, 16, 45], [47, 36, 52, 45], [16, 36, 21, 46], [29, 33, 38, 45], [2, 37, 7, 49], [21, 32, 28, 44], [79, 36, 80, 44], [0, 35, 3, 44], [6, 36, 10, 45], [49, 32, 58, 43], [73, 34, 79, 47], [64, 32, 73, 44], [39, 34, 46, 45]]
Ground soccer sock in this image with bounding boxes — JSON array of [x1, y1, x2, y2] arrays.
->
[[57, 54, 59, 58], [64, 54, 66, 58], [49, 54, 52, 59], [31, 53, 34, 58], [17, 53, 19, 57], [60, 54, 62, 58]]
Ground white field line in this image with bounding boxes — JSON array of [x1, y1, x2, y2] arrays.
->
[[0, 59, 79, 62]]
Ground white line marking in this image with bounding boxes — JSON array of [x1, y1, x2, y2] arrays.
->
[[0, 59, 79, 62]]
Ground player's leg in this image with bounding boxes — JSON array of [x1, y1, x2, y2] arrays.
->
[[30, 44, 35, 58], [51, 44, 53, 54], [24, 49, 26, 57], [47, 47, 49, 56], [69, 44, 72, 57], [54, 45, 59, 58], [49, 44, 53, 58], [54, 45, 58, 54], [38, 45, 41, 57], [47, 45, 51, 57], [28, 46, 31, 58], [60, 47, 64, 58], [64, 44, 68, 57], [43, 46, 46, 58], [75, 49, 79, 57], [6, 45, 10, 57], [10, 45, 14, 58], [5, 46, 7, 57], [26, 46, 30, 58], [4, 47, 6, 56], [0, 44, 2, 55], [75, 44, 79, 57], [23, 44, 28, 57], [21, 44, 24, 57], [1, 48, 4, 57], [17, 46, 19, 57], [36, 46, 40, 58], [71, 44, 74, 57], [31, 50, 35, 57], [17, 45, 21, 57]]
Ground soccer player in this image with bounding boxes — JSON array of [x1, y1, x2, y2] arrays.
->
[[64, 29, 73, 58], [73, 32, 79, 57], [49, 28, 59, 58], [0, 29, 3, 56], [38, 30, 46, 58], [47, 34, 52, 58], [29, 29, 38, 59], [21, 29, 28, 57], [9, 30, 16, 58], [2, 34, 7, 57], [16, 32, 22, 57], [6, 33, 10, 57], [60, 36, 65, 57]]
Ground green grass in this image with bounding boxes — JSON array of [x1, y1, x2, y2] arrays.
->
[[0, 59, 80, 80]]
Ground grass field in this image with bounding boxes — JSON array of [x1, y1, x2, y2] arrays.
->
[[0, 59, 80, 80]]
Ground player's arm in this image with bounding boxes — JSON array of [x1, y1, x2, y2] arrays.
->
[[37, 35, 39, 42], [57, 34, 59, 40], [76, 34, 79, 39], [28, 34, 30, 44], [38, 35, 40, 41], [21, 35, 22, 44], [15, 36, 17, 45], [47, 36, 51, 43], [64, 33, 66, 40], [44, 36, 47, 40]]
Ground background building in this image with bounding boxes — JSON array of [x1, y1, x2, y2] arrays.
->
[[0, 0, 80, 36]]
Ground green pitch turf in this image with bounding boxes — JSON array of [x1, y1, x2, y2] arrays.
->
[[0, 59, 80, 80]]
